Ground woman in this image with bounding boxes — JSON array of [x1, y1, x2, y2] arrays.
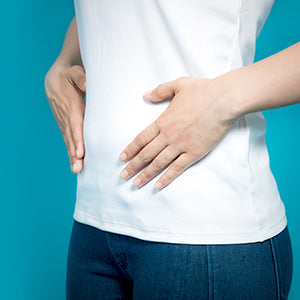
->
[[44, 0, 298, 299]]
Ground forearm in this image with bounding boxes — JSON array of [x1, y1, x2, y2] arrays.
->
[[218, 42, 300, 120], [55, 16, 83, 68]]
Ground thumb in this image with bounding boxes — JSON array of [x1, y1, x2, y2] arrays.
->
[[69, 65, 86, 93], [143, 79, 179, 102]]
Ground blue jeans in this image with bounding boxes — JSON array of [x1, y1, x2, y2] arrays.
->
[[66, 220, 293, 299]]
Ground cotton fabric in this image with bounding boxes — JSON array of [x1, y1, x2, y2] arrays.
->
[[73, 0, 287, 244]]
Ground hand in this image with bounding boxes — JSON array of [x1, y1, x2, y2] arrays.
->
[[119, 76, 239, 189], [44, 62, 86, 173]]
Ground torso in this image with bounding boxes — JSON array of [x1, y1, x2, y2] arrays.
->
[[73, 0, 287, 244]]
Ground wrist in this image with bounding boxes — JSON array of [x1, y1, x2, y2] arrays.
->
[[213, 64, 258, 122], [55, 54, 83, 69], [212, 70, 246, 124]]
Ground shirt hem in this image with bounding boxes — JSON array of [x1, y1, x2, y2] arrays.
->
[[73, 210, 287, 245]]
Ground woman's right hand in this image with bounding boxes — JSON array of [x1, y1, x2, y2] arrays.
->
[[44, 61, 86, 173]]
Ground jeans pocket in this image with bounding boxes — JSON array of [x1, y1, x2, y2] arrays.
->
[[270, 226, 293, 300]]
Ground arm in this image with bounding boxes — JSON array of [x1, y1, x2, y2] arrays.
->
[[44, 16, 86, 174], [218, 42, 300, 119], [55, 16, 84, 68], [119, 42, 300, 190]]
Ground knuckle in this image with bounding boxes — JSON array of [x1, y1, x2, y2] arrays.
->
[[65, 66, 84, 86], [164, 170, 174, 181], [172, 164, 183, 173], [155, 83, 165, 93], [151, 158, 163, 171], [126, 163, 136, 174], [188, 148, 200, 159], [165, 150, 177, 162], [68, 65, 81, 76], [150, 120, 160, 134], [135, 134, 145, 147], [139, 151, 151, 163], [154, 118, 163, 130], [157, 81, 175, 95], [70, 121, 82, 134], [176, 75, 189, 83], [141, 169, 151, 180], [172, 160, 186, 173], [176, 76, 191, 89], [159, 129, 173, 141], [65, 67, 74, 79]]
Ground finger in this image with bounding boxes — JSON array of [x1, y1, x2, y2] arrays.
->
[[132, 146, 182, 188], [63, 125, 83, 173], [68, 65, 86, 92], [68, 103, 86, 159], [72, 157, 84, 173], [143, 77, 184, 101], [70, 121, 85, 159], [119, 121, 160, 162], [49, 99, 75, 167], [120, 134, 167, 180], [51, 99, 83, 172], [154, 153, 193, 189]]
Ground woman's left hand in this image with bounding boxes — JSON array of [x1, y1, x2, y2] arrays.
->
[[119, 76, 240, 190]]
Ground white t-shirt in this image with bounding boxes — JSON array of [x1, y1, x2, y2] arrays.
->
[[73, 0, 287, 244]]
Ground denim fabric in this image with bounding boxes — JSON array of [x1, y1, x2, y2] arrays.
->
[[66, 220, 293, 300]]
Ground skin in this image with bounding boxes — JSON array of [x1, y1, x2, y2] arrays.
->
[[119, 42, 300, 189], [118, 76, 237, 189], [45, 17, 86, 173], [45, 62, 86, 173], [44, 17, 300, 190]]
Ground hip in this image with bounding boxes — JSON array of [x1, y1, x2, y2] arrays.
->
[[67, 220, 293, 299]]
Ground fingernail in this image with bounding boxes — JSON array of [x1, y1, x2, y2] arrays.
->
[[119, 152, 127, 161], [133, 177, 141, 187], [72, 163, 77, 172], [144, 89, 153, 99], [120, 169, 129, 179], [76, 148, 80, 158], [155, 182, 163, 189]]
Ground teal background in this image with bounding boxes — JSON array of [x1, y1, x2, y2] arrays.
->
[[0, 0, 299, 299]]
